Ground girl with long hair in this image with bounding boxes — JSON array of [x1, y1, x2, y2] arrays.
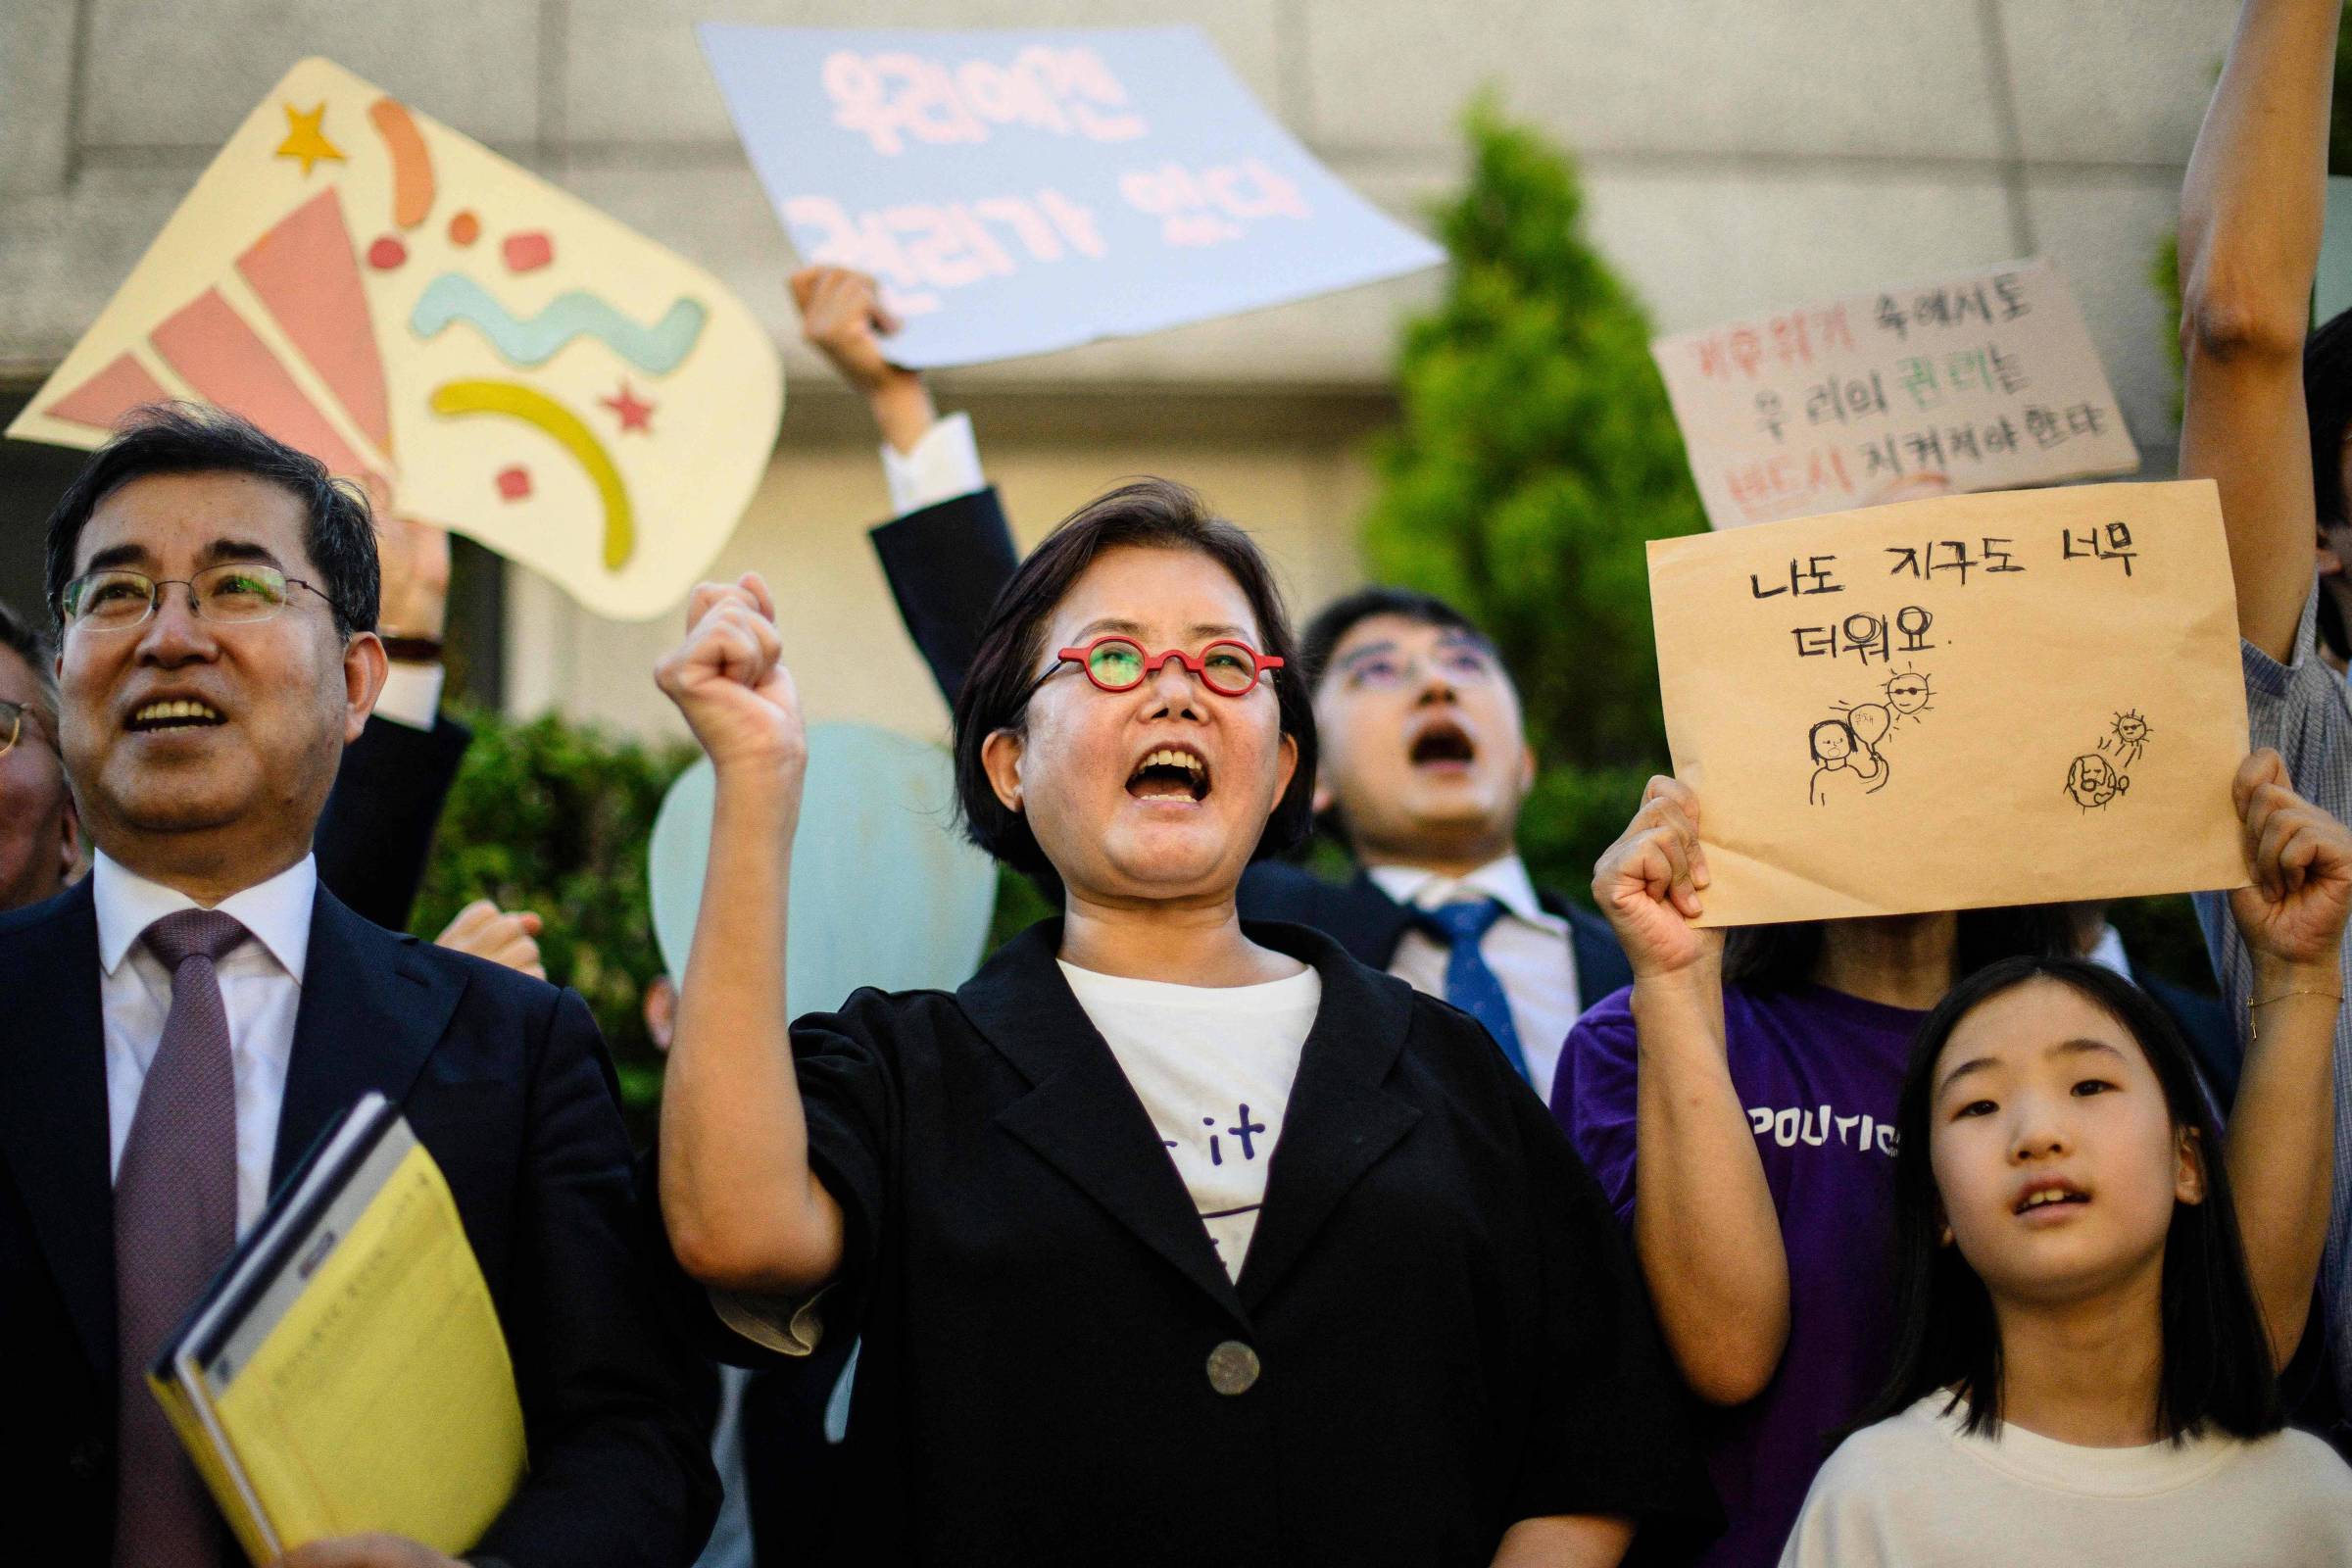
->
[[1781, 762, 2352, 1559]]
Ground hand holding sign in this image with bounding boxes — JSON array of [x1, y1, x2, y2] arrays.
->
[[1592, 776, 1722, 979], [2229, 749, 2352, 974]]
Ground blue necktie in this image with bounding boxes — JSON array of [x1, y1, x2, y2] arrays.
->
[[1413, 898, 1531, 1085]]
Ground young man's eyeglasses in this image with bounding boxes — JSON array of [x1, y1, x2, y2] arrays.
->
[[0, 698, 45, 760], [1030, 635, 1285, 700], [59, 564, 333, 633], [1333, 640, 1499, 692]]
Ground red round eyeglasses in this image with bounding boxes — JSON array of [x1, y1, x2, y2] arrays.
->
[[1029, 635, 1284, 700]]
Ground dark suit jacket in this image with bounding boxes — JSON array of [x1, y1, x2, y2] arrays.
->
[[1237, 860, 1636, 1003], [868, 485, 1638, 1017], [315, 709, 473, 933], [681, 918, 1712, 1565], [0, 878, 718, 1567]]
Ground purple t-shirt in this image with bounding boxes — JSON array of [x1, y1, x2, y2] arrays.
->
[[1551, 982, 1922, 1568]]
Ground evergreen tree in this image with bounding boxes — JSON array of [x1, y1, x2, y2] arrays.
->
[[1360, 99, 1706, 892], [1364, 98, 1706, 770]]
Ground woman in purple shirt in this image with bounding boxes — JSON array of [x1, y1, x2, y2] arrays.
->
[[1550, 776, 2067, 1566]]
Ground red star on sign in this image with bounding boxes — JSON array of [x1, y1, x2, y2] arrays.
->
[[601, 380, 656, 434]]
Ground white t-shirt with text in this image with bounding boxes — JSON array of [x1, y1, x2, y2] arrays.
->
[[1058, 960, 1320, 1281]]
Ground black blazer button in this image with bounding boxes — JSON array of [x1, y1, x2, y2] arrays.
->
[[1206, 1340, 1260, 1396], [67, 1439, 108, 1480]]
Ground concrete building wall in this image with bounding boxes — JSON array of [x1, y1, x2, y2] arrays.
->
[[0, 0, 2236, 739]]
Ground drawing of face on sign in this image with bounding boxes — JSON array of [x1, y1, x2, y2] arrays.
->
[[2065, 753, 2128, 810], [1809, 715, 1889, 805], [6, 57, 782, 621]]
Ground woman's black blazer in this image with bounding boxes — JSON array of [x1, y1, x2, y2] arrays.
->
[[692, 918, 1712, 1565]]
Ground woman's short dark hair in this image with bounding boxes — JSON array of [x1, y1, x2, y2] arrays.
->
[[950, 478, 1317, 881], [1854, 956, 2282, 1444], [1723, 905, 2074, 994], [42, 402, 379, 639]]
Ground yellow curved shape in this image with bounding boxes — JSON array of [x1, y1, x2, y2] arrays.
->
[[429, 379, 633, 569]]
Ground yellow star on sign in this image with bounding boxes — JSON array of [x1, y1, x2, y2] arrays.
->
[[274, 102, 345, 176]]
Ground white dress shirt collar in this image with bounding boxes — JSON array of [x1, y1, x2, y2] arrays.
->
[[2084, 922, 2133, 984], [92, 850, 318, 983], [1366, 855, 1561, 931]]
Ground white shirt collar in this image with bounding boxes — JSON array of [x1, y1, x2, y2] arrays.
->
[[2084, 923, 2133, 983], [92, 849, 318, 982], [1366, 855, 1558, 929]]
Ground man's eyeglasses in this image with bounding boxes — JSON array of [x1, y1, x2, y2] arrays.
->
[[1029, 635, 1285, 701], [59, 564, 332, 633], [0, 698, 43, 760], [1335, 642, 1499, 692]]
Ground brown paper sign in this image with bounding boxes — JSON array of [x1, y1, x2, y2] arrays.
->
[[1646, 481, 2248, 926]]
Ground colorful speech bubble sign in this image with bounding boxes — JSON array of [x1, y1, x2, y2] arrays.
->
[[10, 57, 782, 622]]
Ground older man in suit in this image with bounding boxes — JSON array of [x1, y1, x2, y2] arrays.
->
[[0, 405, 714, 1568]]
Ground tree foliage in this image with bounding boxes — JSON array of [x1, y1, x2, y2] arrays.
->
[[1360, 98, 1704, 892], [413, 708, 696, 1113]]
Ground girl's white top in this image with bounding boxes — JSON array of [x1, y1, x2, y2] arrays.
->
[[1779, 1393, 2352, 1566]]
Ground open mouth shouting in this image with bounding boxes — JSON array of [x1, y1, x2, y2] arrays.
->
[[1407, 715, 1478, 773], [1126, 743, 1212, 804], [125, 695, 228, 734], [2012, 1177, 2090, 1220]]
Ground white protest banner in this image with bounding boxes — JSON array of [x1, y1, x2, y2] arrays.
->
[[697, 24, 1445, 368], [1651, 259, 2138, 530], [1646, 481, 2246, 926]]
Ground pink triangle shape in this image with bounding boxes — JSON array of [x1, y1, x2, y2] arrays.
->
[[235, 187, 393, 455], [43, 353, 171, 432]]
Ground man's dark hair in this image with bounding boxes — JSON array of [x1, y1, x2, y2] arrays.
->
[[2303, 307, 2352, 659], [1299, 584, 1498, 695], [951, 478, 1317, 880], [1854, 956, 2282, 1444], [41, 402, 379, 638], [0, 597, 56, 724]]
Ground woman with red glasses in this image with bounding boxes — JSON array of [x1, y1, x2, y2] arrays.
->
[[650, 477, 1712, 1566]]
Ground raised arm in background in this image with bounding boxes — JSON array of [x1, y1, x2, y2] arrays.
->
[[2221, 749, 2352, 1363], [315, 509, 471, 930], [2179, 0, 2343, 662], [792, 265, 1020, 705], [1592, 778, 1790, 1405]]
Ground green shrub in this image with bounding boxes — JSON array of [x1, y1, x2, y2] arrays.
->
[[412, 707, 696, 1114]]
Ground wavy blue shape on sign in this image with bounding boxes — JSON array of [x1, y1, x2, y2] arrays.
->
[[410, 273, 709, 374]]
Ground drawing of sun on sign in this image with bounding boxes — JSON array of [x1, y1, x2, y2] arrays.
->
[[1882, 665, 1935, 728], [6, 57, 781, 621], [2106, 709, 2151, 768]]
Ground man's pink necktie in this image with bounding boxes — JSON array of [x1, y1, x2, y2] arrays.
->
[[113, 908, 248, 1568]]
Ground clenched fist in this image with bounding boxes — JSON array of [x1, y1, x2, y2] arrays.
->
[[654, 572, 805, 784]]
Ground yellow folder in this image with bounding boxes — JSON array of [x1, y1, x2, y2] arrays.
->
[[148, 1093, 526, 1563]]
